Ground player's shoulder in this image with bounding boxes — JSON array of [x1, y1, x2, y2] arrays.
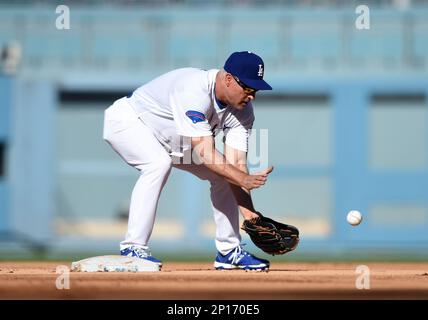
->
[[171, 68, 215, 107], [170, 68, 210, 92]]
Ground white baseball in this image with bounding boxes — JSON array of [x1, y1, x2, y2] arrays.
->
[[347, 210, 362, 226]]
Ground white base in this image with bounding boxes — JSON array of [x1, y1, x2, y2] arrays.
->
[[71, 255, 160, 272]]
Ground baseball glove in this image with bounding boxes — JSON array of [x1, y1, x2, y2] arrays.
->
[[241, 213, 300, 255]]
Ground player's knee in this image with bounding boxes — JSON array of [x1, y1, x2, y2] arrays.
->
[[148, 155, 172, 175]]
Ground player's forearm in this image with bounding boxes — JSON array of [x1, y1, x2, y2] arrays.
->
[[224, 146, 258, 219], [192, 136, 246, 185], [192, 136, 270, 190], [229, 183, 258, 218], [227, 165, 259, 219], [200, 149, 247, 186]]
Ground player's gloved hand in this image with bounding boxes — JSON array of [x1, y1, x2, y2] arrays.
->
[[241, 212, 300, 255], [241, 166, 273, 190]]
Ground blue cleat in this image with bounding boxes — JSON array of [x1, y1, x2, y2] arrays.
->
[[214, 245, 269, 271], [120, 245, 162, 266]]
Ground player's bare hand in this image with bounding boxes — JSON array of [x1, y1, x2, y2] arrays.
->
[[241, 166, 274, 190], [253, 166, 274, 176]]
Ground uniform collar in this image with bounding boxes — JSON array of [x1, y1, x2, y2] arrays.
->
[[214, 84, 227, 110]]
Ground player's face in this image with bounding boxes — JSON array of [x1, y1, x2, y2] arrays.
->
[[226, 74, 257, 109]]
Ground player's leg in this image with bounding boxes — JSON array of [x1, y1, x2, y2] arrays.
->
[[104, 99, 172, 263], [174, 164, 239, 250], [174, 163, 241, 254], [174, 163, 269, 270]]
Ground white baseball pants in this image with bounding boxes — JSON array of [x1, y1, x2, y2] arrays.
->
[[103, 97, 241, 255]]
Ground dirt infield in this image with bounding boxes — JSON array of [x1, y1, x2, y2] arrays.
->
[[1, 261, 427, 299]]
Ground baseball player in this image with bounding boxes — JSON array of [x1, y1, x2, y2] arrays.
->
[[103, 51, 275, 271]]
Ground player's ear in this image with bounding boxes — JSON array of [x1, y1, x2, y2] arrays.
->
[[225, 73, 232, 87]]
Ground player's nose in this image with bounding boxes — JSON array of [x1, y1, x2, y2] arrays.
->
[[247, 93, 256, 100]]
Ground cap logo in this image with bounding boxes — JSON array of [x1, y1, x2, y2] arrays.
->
[[258, 64, 264, 77]]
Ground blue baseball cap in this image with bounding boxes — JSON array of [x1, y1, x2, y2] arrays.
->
[[224, 51, 272, 91]]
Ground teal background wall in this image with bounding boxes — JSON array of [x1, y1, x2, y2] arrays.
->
[[0, 2, 427, 259]]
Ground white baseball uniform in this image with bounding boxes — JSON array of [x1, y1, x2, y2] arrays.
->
[[103, 68, 254, 255]]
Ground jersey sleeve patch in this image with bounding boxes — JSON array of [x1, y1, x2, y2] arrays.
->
[[185, 110, 206, 123]]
